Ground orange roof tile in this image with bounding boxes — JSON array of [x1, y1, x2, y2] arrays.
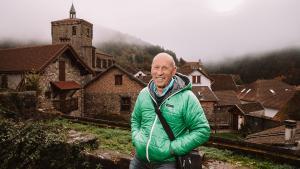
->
[[51, 81, 81, 90]]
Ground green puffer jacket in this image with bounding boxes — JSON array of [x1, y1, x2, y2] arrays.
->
[[131, 73, 210, 163]]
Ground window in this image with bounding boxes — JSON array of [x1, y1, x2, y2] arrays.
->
[[59, 61, 66, 81], [87, 28, 90, 37], [192, 75, 201, 84], [92, 54, 95, 68], [96, 58, 101, 68], [103, 60, 107, 68], [72, 26, 77, 35], [115, 75, 123, 85], [120, 97, 131, 111], [108, 60, 112, 67], [1, 75, 8, 88]]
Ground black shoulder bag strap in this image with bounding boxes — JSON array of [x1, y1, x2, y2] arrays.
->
[[151, 99, 175, 141], [151, 99, 183, 168]]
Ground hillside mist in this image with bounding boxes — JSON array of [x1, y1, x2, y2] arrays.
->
[[207, 48, 300, 85], [96, 41, 179, 71]]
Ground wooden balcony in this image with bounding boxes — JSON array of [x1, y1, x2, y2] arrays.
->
[[53, 97, 78, 113]]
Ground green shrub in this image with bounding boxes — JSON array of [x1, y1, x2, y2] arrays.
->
[[0, 119, 101, 169]]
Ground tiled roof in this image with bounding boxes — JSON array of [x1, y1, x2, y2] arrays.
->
[[237, 79, 296, 109], [211, 74, 238, 91], [96, 51, 114, 60], [51, 81, 81, 90], [84, 64, 147, 88], [0, 44, 93, 75], [214, 90, 241, 106], [177, 62, 211, 80], [273, 91, 300, 122], [192, 86, 218, 102], [236, 102, 264, 114], [136, 75, 152, 84], [245, 122, 300, 145], [0, 44, 65, 72]]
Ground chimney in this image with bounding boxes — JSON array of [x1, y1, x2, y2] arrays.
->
[[284, 120, 297, 144]]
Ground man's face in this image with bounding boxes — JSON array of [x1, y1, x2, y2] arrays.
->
[[151, 56, 176, 90]]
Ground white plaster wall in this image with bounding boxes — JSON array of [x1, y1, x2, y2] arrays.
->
[[264, 108, 278, 118], [189, 70, 211, 88]]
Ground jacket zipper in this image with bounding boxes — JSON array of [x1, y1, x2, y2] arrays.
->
[[146, 115, 157, 162], [145, 89, 182, 162]]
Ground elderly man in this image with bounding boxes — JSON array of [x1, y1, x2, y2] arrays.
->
[[130, 53, 210, 169]]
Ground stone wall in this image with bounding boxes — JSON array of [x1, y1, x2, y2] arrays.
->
[[84, 92, 139, 123], [200, 101, 215, 122], [0, 91, 37, 118], [84, 67, 145, 122]]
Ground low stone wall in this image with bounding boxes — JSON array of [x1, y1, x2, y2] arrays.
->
[[0, 91, 37, 118], [208, 136, 300, 166]]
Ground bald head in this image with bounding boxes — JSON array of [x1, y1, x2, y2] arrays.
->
[[152, 53, 176, 68], [151, 53, 177, 93]]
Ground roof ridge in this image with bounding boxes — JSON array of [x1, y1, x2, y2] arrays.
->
[[0, 44, 65, 51]]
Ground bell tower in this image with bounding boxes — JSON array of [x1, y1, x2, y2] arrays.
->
[[51, 4, 95, 69]]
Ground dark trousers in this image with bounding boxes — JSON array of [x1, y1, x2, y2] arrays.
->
[[129, 156, 176, 169]]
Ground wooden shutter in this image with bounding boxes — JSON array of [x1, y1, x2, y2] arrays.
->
[[59, 61, 65, 81]]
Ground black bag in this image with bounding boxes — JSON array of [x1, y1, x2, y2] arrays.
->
[[177, 150, 202, 169], [151, 100, 202, 169]]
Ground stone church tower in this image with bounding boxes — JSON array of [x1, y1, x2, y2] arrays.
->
[[51, 4, 95, 69]]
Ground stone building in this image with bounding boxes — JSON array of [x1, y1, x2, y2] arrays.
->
[[84, 64, 146, 123], [94, 51, 115, 73], [0, 44, 93, 115], [51, 4, 114, 72]]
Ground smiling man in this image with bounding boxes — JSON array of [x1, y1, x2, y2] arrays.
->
[[130, 53, 210, 169]]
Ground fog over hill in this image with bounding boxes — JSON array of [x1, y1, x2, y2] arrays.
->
[[94, 25, 151, 47]]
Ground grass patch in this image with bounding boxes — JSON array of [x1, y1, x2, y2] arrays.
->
[[47, 118, 297, 169], [46, 118, 133, 154], [200, 146, 296, 169]]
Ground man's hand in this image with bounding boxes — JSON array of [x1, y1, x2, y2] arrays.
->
[[130, 149, 136, 157]]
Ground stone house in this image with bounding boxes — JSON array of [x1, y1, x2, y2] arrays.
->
[[84, 64, 146, 123], [191, 86, 218, 123], [0, 44, 94, 115]]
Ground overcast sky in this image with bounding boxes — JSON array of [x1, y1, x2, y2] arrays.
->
[[1, 0, 300, 63]]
